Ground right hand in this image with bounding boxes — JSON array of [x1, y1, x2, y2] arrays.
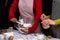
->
[[10, 18, 18, 23], [48, 19, 56, 25], [20, 27, 28, 33], [42, 19, 49, 27]]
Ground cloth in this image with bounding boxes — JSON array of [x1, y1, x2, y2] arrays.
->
[[54, 19, 60, 25], [42, 0, 52, 15], [4, 32, 13, 40], [9, 0, 42, 33], [51, 0, 60, 38], [0, 0, 13, 29], [18, 0, 34, 24], [13, 30, 60, 40], [18, 19, 32, 27], [0, 30, 60, 40], [17, 19, 32, 33]]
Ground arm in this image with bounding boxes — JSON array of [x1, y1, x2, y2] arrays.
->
[[9, 0, 18, 20], [28, 0, 42, 33], [42, 18, 60, 27], [47, 15, 60, 25], [45, 19, 60, 25], [46, 15, 60, 25], [54, 19, 60, 25], [41, 14, 60, 28]]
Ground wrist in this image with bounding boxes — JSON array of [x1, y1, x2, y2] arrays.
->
[[48, 19, 56, 25], [10, 18, 18, 23]]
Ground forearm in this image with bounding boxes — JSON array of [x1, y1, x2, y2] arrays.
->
[[54, 19, 60, 25], [28, 15, 41, 33], [47, 15, 60, 25], [28, 0, 42, 33], [9, 0, 18, 19]]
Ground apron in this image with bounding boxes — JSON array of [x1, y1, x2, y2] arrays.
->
[[18, 0, 41, 33], [18, 0, 34, 24], [18, 0, 33, 33]]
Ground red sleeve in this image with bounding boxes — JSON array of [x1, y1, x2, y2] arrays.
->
[[9, 0, 18, 19], [28, 0, 42, 33]]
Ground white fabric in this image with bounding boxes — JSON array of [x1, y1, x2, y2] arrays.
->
[[18, 0, 34, 24], [0, 32, 13, 40], [0, 34, 4, 40], [41, 20, 50, 29], [17, 19, 32, 33], [18, 19, 32, 27], [36, 34, 45, 40], [13, 30, 46, 40], [4, 32, 13, 40], [0, 30, 60, 40], [18, 0, 34, 33]]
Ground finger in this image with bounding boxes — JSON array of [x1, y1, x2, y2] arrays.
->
[[48, 19, 55, 25], [42, 20, 49, 27], [10, 18, 18, 23], [41, 14, 47, 20], [42, 23, 48, 27], [21, 28, 28, 33]]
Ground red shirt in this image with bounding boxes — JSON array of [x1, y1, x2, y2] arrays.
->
[[9, 0, 42, 33]]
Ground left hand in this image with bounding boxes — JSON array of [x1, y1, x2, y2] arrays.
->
[[42, 19, 56, 27], [20, 27, 28, 33], [42, 19, 49, 27]]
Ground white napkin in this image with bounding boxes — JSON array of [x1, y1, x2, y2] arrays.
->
[[36, 34, 45, 40], [41, 20, 50, 29], [17, 19, 32, 28], [17, 19, 32, 33]]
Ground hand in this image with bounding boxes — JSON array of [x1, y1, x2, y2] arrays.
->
[[8, 36, 14, 40], [41, 19, 49, 27], [20, 27, 28, 33], [40, 14, 48, 20], [48, 19, 56, 25], [42, 19, 56, 27], [10, 18, 18, 23]]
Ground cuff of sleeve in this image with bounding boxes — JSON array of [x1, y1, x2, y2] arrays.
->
[[47, 15, 51, 19], [54, 19, 60, 25]]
